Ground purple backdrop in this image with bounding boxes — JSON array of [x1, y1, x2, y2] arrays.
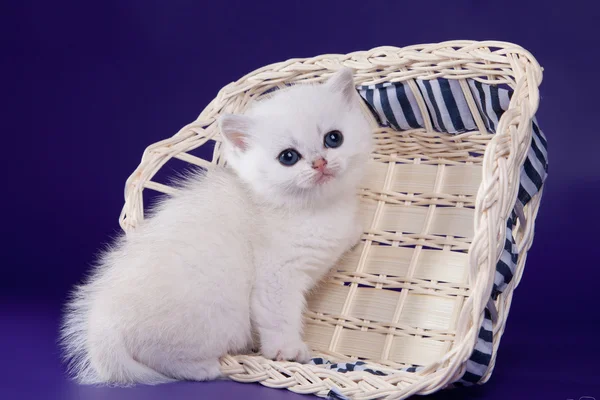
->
[[2, 1, 599, 399]]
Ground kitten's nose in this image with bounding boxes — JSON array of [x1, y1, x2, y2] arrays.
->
[[312, 158, 328, 171]]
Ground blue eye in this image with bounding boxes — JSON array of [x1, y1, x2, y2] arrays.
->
[[324, 130, 344, 148], [278, 149, 301, 166]]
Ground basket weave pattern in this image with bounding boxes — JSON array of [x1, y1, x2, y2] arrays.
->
[[119, 41, 543, 399]]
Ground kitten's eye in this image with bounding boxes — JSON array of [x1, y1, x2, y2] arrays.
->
[[324, 130, 344, 149], [278, 149, 301, 166]]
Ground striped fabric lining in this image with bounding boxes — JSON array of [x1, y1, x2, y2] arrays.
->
[[454, 307, 494, 387], [310, 79, 547, 397]]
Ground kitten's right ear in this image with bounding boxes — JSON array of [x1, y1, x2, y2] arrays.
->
[[325, 68, 357, 105], [218, 114, 253, 151]]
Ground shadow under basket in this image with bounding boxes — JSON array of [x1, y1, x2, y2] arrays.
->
[[119, 41, 548, 399]]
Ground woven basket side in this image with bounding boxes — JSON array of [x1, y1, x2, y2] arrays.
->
[[441, 58, 543, 390]]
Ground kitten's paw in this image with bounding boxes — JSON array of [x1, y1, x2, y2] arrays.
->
[[262, 340, 311, 363]]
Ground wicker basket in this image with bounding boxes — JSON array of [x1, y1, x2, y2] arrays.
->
[[119, 41, 547, 399]]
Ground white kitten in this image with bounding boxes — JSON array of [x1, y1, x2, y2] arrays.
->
[[60, 68, 372, 386]]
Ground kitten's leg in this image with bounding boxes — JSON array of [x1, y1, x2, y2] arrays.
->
[[251, 268, 311, 363]]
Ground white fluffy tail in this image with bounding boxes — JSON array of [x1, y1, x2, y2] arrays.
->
[[60, 285, 173, 386]]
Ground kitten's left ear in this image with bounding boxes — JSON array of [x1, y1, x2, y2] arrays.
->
[[218, 114, 253, 152], [326, 68, 357, 105]]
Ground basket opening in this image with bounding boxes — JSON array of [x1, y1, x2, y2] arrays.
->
[[298, 77, 506, 373], [300, 76, 546, 379]]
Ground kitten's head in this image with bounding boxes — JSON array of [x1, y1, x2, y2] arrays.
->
[[218, 68, 372, 207]]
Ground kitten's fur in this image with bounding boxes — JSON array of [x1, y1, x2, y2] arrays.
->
[[60, 68, 372, 385]]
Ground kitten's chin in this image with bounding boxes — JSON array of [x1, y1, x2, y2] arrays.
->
[[253, 179, 346, 209], [314, 173, 334, 186], [302, 174, 358, 205]]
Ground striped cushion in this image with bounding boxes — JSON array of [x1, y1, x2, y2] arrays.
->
[[359, 79, 515, 134]]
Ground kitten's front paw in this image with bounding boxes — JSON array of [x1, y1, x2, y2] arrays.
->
[[262, 340, 311, 363]]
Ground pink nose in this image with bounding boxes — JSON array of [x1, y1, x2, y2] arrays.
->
[[312, 158, 328, 171]]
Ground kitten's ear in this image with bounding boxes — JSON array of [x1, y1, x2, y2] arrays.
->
[[218, 114, 253, 151], [326, 68, 357, 105]]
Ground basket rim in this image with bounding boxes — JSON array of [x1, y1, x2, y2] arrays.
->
[[228, 40, 542, 89]]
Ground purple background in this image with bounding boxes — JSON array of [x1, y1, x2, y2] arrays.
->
[[2, 1, 599, 399]]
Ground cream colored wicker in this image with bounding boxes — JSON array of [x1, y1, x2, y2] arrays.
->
[[118, 41, 544, 399]]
